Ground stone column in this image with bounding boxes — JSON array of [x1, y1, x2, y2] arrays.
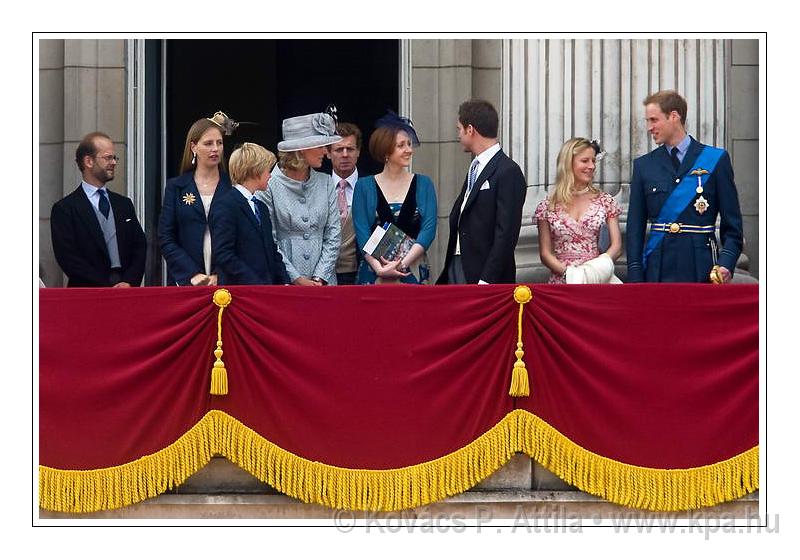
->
[[501, 39, 733, 282], [410, 39, 504, 281], [39, 39, 65, 288], [38, 39, 127, 287], [409, 39, 535, 492], [409, 39, 472, 279], [728, 40, 759, 278]]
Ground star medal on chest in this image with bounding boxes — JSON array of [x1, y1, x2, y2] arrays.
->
[[690, 168, 710, 215], [182, 193, 197, 206]]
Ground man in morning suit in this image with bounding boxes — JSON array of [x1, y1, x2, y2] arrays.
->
[[50, 131, 147, 287], [327, 122, 362, 285], [437, 99, 527, 284], [210, 142, 290, 285], [626, 90, 744, 283]]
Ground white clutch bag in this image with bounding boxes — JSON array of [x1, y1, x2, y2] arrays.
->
[[565, 253, 622, 284]]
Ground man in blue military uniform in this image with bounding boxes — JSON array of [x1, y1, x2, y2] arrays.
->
[[626, 90, 744, 283]]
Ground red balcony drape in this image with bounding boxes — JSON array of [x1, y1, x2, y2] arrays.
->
[[39, 284, 758, 513]]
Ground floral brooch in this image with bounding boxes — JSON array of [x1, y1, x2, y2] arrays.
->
[[182, 193, 197, 206]]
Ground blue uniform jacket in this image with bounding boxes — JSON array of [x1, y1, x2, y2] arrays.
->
[[210, 188, 290, 285], [626, 137, 744, 282], [158, 171, 233, 285]]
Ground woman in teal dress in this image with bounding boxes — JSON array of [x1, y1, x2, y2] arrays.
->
[[352, 112, 437, 284]]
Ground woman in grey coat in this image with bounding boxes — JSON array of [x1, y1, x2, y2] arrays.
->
[[259, 112, 342, 286]]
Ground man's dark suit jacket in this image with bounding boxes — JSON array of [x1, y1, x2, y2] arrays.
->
[[626, 137, 744, 282], [437, 149, 527, 284], [50, 186, 147, 287], [158, 171, 233, 285], [210, 188, 290, 285]]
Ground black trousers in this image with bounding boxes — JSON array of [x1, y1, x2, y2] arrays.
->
[[337, 271, 358, 285], [447, 256, 468, 284]]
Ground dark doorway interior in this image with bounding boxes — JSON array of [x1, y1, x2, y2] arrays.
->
[[149, 38, 400, 284], [164, 38, 400, 177], [143, 40, 163, 287]]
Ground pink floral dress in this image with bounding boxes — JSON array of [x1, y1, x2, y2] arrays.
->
[[534, 192, 622, 284]]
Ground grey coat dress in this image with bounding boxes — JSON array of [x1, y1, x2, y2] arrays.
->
[[258, 165, 342, 285]]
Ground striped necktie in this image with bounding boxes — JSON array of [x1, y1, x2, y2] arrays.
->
[[465, 158, 480, 198], [251, 196, 261, 225]]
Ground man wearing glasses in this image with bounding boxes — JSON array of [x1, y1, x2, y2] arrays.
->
[[50, 131, 147, 287]]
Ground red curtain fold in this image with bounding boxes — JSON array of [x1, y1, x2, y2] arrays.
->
[[40, 285, 517, 470], [521, 284, 758, 468], [207, 286, 515, 468], [39, 287, 216, 469], [39, 284, 758, 472]]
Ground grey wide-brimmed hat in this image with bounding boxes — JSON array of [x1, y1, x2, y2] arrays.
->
[[277, 113, 342, 152]]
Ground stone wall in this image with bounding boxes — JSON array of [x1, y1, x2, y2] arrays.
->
[[38, 39, 127, 287], [409, 39, 503, 280], [493, 39, 760, 283], [38, 38, 758, 286], [728, 40, 760, 277], [37, 37, 761, 519]]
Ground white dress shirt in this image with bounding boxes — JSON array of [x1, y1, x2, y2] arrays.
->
[[455, 142, 502, 255], [200, 194, 213, 275], [80, 180, 121, 269], [81, 181, 109, 212], [332, 169, 358, 208], [234, 184, 259, 216]]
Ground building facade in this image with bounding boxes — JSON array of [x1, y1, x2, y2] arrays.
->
[[38, 37, 760, 287], [37, 37, 761, 518]]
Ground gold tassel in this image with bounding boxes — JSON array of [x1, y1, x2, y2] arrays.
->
[[211, 345, 227, 395], [511, 343, 529, 396], [509, 285, 532, 397], [210, 289, 232, 396]]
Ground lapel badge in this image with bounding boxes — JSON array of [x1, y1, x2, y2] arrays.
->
[[182, 193, 197, 206], [694, 195, 709, 215]]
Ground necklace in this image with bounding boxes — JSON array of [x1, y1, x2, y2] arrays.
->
[[195, 172, 219, 193], [571, 185, 591, 196]]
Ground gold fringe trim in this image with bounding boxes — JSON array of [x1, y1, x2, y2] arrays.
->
[[39, 413, 217, 513], [39, 409, 758, 514], [513, 410, 759, 511], [38, 410, 517, 514]]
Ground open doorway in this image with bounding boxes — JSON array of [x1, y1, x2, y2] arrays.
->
[[164, 38, 400, 176], [147, 38, 401, 284]]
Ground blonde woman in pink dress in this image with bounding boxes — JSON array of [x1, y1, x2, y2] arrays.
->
[[535, 138, 623, 284]]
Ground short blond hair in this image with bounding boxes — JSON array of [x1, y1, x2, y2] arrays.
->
[[229, 143, 276, 185], [278, 150, 308, 172]]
